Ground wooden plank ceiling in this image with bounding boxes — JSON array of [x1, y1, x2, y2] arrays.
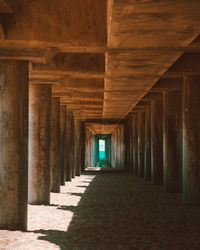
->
[[85, 122, 119, 135], [1, 0, 200, 133]]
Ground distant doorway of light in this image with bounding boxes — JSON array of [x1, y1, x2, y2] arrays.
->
[[99, 139, 105, 160]]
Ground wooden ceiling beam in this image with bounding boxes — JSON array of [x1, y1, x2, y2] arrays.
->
[[59, 46, 200, 54], [29, 78, 61, 85], [53, 87, 104, 93], [67, 105, 103, 109], [31, 70, 105, 79], [61, 100, 103, 106], [0, 46, 58, 63], [56, 79, 104, 89], [29, 71, 200, 81], [52, 91, 103, 98], [54, 93, 103, 102], [1, 44, 200, 59]]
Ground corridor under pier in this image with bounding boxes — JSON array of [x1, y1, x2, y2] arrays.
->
[[0, 1, 200, 249]]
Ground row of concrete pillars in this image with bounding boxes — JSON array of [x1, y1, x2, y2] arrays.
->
[[1, 60, 199, 231], [125, 77, 200, 205], [0, 61, 83, 231], [112, 125, 125, 168]]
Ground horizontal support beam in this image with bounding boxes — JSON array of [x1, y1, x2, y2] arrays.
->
[[0, 46, 58, 63], [30, 71, 200, 80], [106, 72, 200, 79], [54, 95, 103, 102], [85, 119, 124, 124], [52, 91, 103, 98], [66, 105, 103, 109], [1, 43, 200, 61], [31, 70, 105, 79], [62, 100, 103, 106], [29, 78, 61, 85], [53, 87, 104, 93], [60, 46, 200, 54]]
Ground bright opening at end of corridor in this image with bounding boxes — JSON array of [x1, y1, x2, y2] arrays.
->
[[99, 139, 105, 160]]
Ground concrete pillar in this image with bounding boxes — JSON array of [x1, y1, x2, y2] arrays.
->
[[163, 90, 183, 193], [117, 129, 120, 168], [85, 128, 92, 168], [97, 136, 99, 162], [50, 97, 61, 193], [132, 113, 138, 176], [0, 61, 28, 230], [117, 129, 120, 167], [91, 132, 94, 167], [144, 105, 151, 181], [116, 130, 118, 167], [29, 84, 51, 205], [121, 125, 125, 168], [71, 114, 75, 178], [151, 97, 163, 185], [111, 130, 115, 168], [129, 117, 133, 173], [81, 122, 85, 172], [60, 106, 66, 185], [138, 111, 145, 177], [86, 130, 90, 168], [125, 120, 131, 171], [183, 76, 200, 204], [94, 136, 98, 166], [66, 110, 72, 181], [74, 119, 81, 176], [106, 135, 111, 167], [118, 127, 122, 168]]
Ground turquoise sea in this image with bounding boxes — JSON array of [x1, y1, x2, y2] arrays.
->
[[99, 150, 105, 159]]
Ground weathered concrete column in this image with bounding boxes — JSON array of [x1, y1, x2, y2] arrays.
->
[[66, 110, 72, 181], [29, 84, 51, 205], [132, 113, 138, 176], [163, 90, 183, 193], [74, 119, 81, 176], [60, 105, 66, 185], [106, 135, 112, 167], [50, 97, 61, 193], [129, 117, 134, 173], [138, 111, 145, 177], [94, 136, 98, 166], [71, 114, 75, 178], [117, 127, 121, 168], [0, 61, 28, 231], [151, 97, 163, 185], [120, 125, 125, 168], [183, 76, 200, 204], [118, 127, 122, 168], [85, 127, 91, 168], [125, 119, 131, 171], [144, 105, 151, 181], [81, 122, 86, 171]]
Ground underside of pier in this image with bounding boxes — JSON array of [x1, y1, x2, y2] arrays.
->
[[0, 0, 200, 249]]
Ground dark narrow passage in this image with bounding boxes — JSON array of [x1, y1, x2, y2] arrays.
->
[[32, 171, 200, 250]]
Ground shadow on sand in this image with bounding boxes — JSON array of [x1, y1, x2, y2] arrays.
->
[[32, 170, 200, 250]]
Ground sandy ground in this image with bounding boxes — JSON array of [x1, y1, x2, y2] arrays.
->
[[0, 171, 200, 250]]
